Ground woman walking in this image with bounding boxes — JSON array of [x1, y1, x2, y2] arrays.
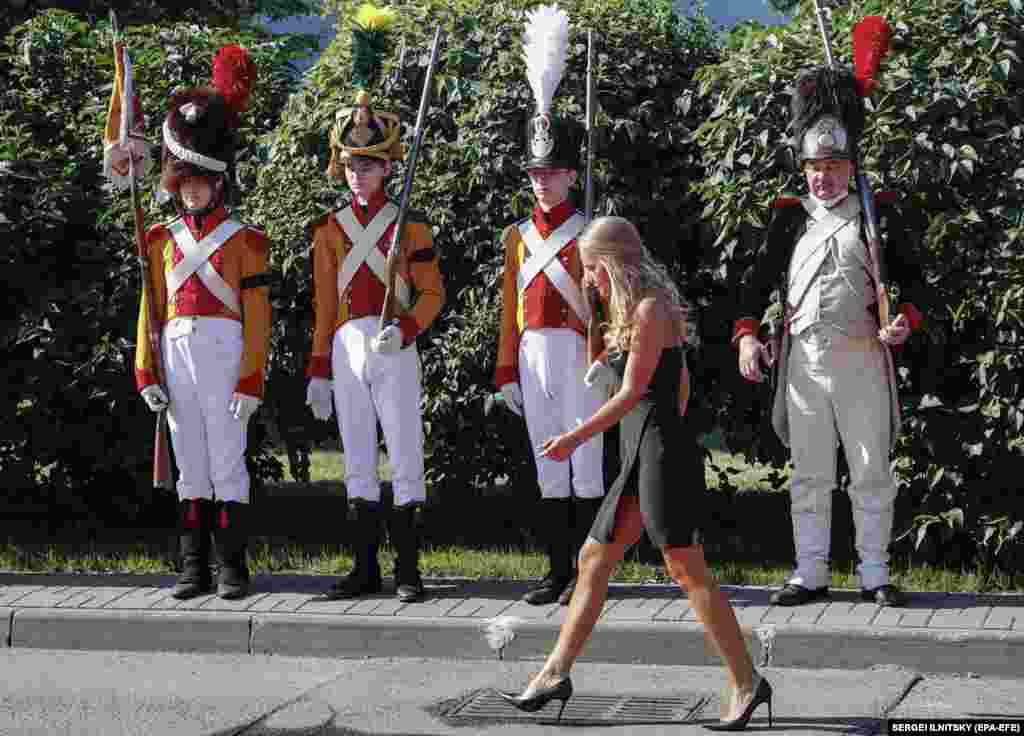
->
[[500, 216, 772, 731]]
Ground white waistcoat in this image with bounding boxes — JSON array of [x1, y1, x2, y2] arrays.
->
[[787, 196, 876, 337]]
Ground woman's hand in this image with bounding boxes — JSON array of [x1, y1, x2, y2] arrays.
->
[[539, 432, 580, 462]]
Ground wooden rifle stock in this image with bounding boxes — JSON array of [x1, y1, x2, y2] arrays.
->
[[380, 26, 445, 330]]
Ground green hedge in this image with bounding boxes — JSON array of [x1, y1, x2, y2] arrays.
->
[[691, 0, 1024, 573], [0, 10, 317, 521], [4, 0, 1024, 579], [248, 0, 718, 499]]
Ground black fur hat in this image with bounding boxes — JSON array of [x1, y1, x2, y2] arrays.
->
[[789, 66, 864, 165]]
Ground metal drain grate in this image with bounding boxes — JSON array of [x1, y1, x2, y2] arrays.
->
[[440, 688, 711, 725]]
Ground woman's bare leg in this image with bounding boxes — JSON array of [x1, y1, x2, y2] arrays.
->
[[523, 499, 645, 695], [663, 544, 758, 719]]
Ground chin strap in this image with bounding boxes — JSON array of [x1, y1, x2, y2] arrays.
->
[[175, 175, 228, 224]]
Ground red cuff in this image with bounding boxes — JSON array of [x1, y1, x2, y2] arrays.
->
[[306, 355, 332, 380], [397, 315, 420, 346], [494, 366, 519, 390], [731, 318, 760, 347], [899, 303, 924, 332], [235, 372, 264, 399], [135, 369, 159, 392]]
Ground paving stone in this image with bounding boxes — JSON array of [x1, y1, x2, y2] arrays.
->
[[245, 594, 311, 613], [0, 586, 42, 606], [786, 602, 830, 624], [982, 608, 1017, 629], [894, 610, 933, 627], [9, 587, 79, 608], [818, 602, 878, 626], [928, 606, 992, 628], [55, 588, 131, 609], [102, 587, 172, 610], [493, 600, 559, 620], [872, 607, 903, 627], [652, 599, 692, 621], [734, 605, 770, 625], [343, 598, 387, 615], [295, 598, 359, 615], [444, 598, 516, 619], [761, 607, 795, 624], [198, 593, 270, 612], [394, 596, 465, 618], [601, 597, 673, 620]]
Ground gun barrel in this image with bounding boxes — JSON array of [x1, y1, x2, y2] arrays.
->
[[381, 25, 445, 328], [811, 0, 836, 67], [584, 30, 595, 223]]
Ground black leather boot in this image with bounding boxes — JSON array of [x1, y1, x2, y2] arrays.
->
[[391, 504, 425, 603], [213, 500, 250, 600], [523, 498, 574, 605], [559, 497, 602, 606], [172, 498, 213, 600], [324, 500, 384, 600]]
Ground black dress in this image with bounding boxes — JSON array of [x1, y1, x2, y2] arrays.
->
[[588, 346, 706, 548]]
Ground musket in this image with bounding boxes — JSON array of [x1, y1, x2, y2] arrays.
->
[[583, 30, 605, 368], [810, 0, 890, 329], [584, 30, 596, 225], [379, 25, 445, 331], [111, 10, 173, 489]]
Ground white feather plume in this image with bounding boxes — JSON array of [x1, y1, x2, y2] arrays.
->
[[483, 615, 522, 659], [521, 4, 570, 114]]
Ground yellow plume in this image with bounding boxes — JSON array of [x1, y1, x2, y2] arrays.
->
[[354, 3, 398, 31]]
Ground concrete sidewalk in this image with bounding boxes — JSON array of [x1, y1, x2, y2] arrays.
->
[[1, 572, 1022, 677]]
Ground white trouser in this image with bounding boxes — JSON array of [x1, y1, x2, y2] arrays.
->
[[786, 324, 896, 591], [519, 328, 604, 499], [162, 317, 249, 504], [331, 317, 425, 507]]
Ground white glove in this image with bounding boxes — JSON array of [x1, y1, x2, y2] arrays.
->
[[584, 359, 620, 394], [228, 392, 261, 422], [371, 323, 403, 354], [499, 383, 524, 417], [140, 385, 169, 412], [306, 378, 334, 422]]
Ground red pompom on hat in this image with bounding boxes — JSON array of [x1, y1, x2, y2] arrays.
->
[[853, 16, 893, 98]]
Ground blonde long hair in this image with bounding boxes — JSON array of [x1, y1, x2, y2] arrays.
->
[[578, 216, 692, 354]]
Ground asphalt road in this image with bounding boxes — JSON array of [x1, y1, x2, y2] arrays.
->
[[0, 649, 1020, 736]]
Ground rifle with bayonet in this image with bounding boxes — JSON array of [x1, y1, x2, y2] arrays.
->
[[379, 25, 445, 331]]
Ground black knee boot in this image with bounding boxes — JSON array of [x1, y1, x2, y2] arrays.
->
[[172, 498, 213, 600], [523, 498, 574, 605], [325, 500, 384, 600], [559, 497, 603, 605], [213, 500, 250, 600], [391, 504, 425, 603]]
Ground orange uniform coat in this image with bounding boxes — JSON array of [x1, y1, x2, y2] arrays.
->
[[134, 207, 272, 398], [307, 195, 444, 379], [495, 200, 587, 389]]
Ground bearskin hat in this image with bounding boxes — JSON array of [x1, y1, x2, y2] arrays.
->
[[326, 4, 403, 178], [161, 45, 257, 193], [788, 16, 893, 167], [520, 5, 581, 171], [789, 65, 864, 165]]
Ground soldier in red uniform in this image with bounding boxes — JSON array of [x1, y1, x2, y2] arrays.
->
[[305, 5, 445, 604], [136, 46, 272, 600], [495, 5, 605, 606]]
